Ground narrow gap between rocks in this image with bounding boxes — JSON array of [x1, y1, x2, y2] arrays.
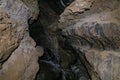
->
[[29, 0, 91, 80]]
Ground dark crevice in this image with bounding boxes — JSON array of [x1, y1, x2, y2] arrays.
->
[[28, 0, 91, 80]]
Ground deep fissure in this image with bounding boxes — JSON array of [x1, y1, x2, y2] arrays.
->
[[29, 0, 91, 80]]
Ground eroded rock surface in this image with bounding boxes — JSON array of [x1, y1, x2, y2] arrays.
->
[[0, 8, 18, 68], [31, 0, 120, 80], [0, 0, 43, 80], [56, 0, 120, 80], [0, 0, 120, 80]]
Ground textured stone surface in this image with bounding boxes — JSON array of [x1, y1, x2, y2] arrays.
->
[[56, 0, 120, 80], [35, 0, 120, 80], [60, 0, 94, 22], [86, 50, 120, 80], [0, 0, 119, 80], [0, 0, 43, 80], [60, 21, 120, 80], [0, 8, 18, 68]]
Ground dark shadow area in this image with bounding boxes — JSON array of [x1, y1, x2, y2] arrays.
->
[[38, 0, 74, 14], [29, 0, 91, 80]]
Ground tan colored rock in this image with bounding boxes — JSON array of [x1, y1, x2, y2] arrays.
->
[[85, 50, 120, 80], [61, 20, 120, 80], [0, 8, 18, 68], [0, 0, 43, 80], [57, 0, 120, 80], [59, 0, 120, 27], [60, 0, 94, 22], [0, 34, 43, 80]]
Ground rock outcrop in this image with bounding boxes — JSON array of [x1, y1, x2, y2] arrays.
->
[[56, 0, 120, 80], [0, 0, 43, 80]]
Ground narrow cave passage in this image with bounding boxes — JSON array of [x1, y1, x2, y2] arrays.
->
[[29, 0, 91, 80]]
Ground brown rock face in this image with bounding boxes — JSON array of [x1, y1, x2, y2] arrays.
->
[[56, 0, 120, 80], [0, 0, 43, 80], [61, 21, 120, 80], [0, 8, 18, 68], [86, 50, 120, 80]]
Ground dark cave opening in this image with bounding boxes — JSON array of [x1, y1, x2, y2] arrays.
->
[[29, 0, 91, 80]]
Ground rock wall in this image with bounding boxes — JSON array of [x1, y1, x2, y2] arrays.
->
[[0, 0, 43, 80], [0, 0, 120, 80], [33, 0, 120, 80], [56, 0, 120, 80]]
